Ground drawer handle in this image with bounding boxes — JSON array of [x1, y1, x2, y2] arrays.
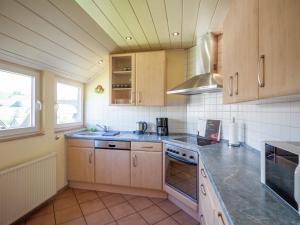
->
[[200, 184, 206, 196], [142, 146, 153, 149], [200, 214, 206, 225], [200, 168, 207, 178], [217, 212, 226, 225]]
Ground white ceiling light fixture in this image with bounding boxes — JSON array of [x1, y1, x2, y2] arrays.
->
[[125, 36, 132, 40], [97, 59, 103, 64], [172, 32, 180, 36]]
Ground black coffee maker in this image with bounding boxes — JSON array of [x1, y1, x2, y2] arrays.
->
[[156, 118, 168, 136]]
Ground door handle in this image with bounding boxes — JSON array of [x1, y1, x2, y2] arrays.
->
[[200, 214, 206, 225], [132, 155, 137, 167], [89, 152, 93, 164], [258, 55, 265, 87], [200, 168, 207, 178], [234, 72, 238, 95], [137, 92, 142, 104], [228, 76, 233, 96], [200, 184, 206, 196], [217, 212, 226, 225]]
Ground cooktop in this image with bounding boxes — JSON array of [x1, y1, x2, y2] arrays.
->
[[174, 136, 217, 146]]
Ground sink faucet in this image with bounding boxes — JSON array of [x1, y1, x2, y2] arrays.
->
[[96, 124, 109, 132]]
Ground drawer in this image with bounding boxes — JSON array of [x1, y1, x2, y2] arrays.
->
[[131, 142, 162, 152], [67, 139, 94, 148]]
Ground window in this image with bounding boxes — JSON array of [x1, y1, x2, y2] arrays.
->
[[0, 62, 40, 138], [55, 80, 83, 129]]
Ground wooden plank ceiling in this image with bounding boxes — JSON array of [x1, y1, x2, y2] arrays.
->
[[75, 0, 230, 51], [0, 0, 230, 82]]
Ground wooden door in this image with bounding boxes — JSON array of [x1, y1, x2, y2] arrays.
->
[[259, 0, 300, 98], [67, 147, 94, 183], [95, 149, 112, 184], [112, 150, 130, 186], [131, 151, 163, 190], [136, 51, 166, 106]]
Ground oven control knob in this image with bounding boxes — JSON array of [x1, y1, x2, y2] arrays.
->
[[190, 156, 194, 159], [182, 153, 186, 157], [176, 151, 180, 154]]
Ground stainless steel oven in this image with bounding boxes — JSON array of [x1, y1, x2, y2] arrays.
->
[[165, 144, 198, 202]]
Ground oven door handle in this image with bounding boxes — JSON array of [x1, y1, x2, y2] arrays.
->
[[166, 152, 198, 166]]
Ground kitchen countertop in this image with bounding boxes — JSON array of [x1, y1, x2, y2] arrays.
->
[[65, 131, 300, 225]]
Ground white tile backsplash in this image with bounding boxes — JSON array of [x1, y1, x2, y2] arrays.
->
[[186, 93, 300, 150]]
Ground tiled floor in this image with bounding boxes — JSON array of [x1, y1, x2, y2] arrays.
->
[[17, 188, 200, 225]]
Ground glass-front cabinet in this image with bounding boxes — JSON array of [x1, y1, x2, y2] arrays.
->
[[110, 53, 135, 105]]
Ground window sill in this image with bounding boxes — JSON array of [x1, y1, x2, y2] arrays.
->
[[0, 131, 45, 143], [54, 126, 85, 134]]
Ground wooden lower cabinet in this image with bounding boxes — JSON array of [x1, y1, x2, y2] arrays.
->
[[67, 147, 94, 183], [95, 149, 130, 186], [131, 151, 163, 190]]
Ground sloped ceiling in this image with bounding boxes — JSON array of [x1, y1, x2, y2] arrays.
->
[[75, 0, 230, 51], [0, 0, 230, 82], [0, 0, 119, 82]]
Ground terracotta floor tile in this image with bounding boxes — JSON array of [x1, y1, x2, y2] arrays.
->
[[122, 194, 138, 201], [106, 222, 117, 225], [59, 217, 87, 225], [55, 205, 82, 224], [54, 196, 78, 211], [171, 211, 199, 225], [30, 202, 53, 218], [154, 217, 179, 225], [139, 205, 168, 224], [84, 209, 114, 225], [157, 200, 180, 215], [117, 213, 148, 225], [26, 213, 55, 225], [55, 189, 75, 200], [108, 202, 135, 220], [76, 191, 99, 204], [150, 197, 167, 204], [128, 197, 153, 211], [73, 189, 90, 196], [101, 194, 126, 207], [80, 199, 105, 216], [96, 191, 112, 198]]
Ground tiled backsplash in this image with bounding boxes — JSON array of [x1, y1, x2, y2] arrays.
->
[[187, 93, 300, 151]]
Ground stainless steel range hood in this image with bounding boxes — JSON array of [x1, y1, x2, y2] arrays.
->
[[167, 33, 222, 95]]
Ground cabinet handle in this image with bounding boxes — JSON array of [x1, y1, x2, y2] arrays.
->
[[258, 55, 265, 87], [228, 76, 233, 96], [142, 146, 153, 149], [137, 92, 142, 104], [234, 72, 238, 95], [217, 212, 226, 225], [131, 91, 136, 104], [200, 184, 206, 196], [200, 214, 206, 225], [200, 168, 207, 178], [89, 152, 92, 164], [133, 155, 137, 167]]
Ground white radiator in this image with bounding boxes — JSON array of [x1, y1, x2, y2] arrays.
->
[[0, 152, 57, 225]]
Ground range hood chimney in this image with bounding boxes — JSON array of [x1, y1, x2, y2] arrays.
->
[[167, 33, 222, 95]]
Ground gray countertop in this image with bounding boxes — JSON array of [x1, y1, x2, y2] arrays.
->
[[65, 131, 300, 225]]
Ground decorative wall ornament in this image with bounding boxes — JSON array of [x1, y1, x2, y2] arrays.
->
[[95, 85, 104, 94]]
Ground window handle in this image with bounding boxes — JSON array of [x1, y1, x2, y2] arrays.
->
[[54, 103, 59, 111], [36, 100, 42, 111]]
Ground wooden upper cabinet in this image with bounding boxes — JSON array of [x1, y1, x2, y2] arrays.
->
[[67, 147, 94, 183], [136, 51, 166, 106], [223, 0, 259, 104], [258, 0, 300, 98]]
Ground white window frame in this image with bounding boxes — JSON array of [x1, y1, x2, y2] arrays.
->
[[0, 61, 41, 138], [54, 78, 83, 130]]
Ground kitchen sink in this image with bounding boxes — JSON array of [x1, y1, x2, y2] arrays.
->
[[73, 131, 120, 137]]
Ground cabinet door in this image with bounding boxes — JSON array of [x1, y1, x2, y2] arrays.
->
[[131, 151, 163, 190], [259, 0, 300, 98], [136, 51, 166, 106], [95, 149, 112, 184], [112, 150, 130, 186], [67, 147, 94, 183], [223, 0, 259, 103]]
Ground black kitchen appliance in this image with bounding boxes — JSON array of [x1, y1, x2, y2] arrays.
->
[[156, 118, 168, 136]]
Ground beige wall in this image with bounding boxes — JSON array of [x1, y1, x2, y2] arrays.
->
[[0, 71, 67, 190]]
